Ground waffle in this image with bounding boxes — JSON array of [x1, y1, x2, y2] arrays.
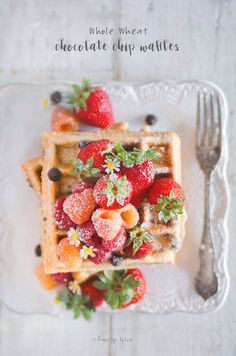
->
[[21, 156, 43, 196], [21, 123, 130, 196], [41, 131, 185, 273]]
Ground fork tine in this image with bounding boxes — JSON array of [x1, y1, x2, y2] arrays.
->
[[196, 92, 202, 146], [215, 94, 222, 148], [209, 93, 215, 145], [202, 92, 207, 145]]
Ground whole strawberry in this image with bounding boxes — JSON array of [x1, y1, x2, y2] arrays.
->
[[80, 276, 106, 307], [121, 160, 155, 207], [67, 79, 115, 128], [78, 139, 112, 172], [104, 143, 158, 207], [149, 178, 185, 223], [124, 223, 154, 259], [93, 173, 133, 210], [92, 269, 146, 309]]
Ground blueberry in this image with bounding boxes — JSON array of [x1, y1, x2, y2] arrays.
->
[[48, 168, 62, 181], [111, 254, 123, 266], [78, 140, 92, 148], [35, 244, 42, 257], [145, 114, 157, 126], [50, 91, 62, 104]]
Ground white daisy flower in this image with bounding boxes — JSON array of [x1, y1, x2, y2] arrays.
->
[[80, 245, 97, 259], [103, 157, 120, 174], [68, 280, 81, 294], [67, 228, 81, 247]]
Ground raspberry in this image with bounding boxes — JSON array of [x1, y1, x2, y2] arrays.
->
[[51, 107, 80, 132], [35, 264, 57, 290], [76, 220, 96, 245], [63, 189, 96, 225], [51, 272, 73, 285], [56, 238, 82, 266], [78, 139, 112, 172], [118, 203, 139, 229], [93, 173, 133, 210], [102, 228, 126, 252], [92, 208, 123, 240], [54, 197, 77, 230], [124, 241, 154, 259], [72, 180, 95, 193], [89, 239, 112, 264]]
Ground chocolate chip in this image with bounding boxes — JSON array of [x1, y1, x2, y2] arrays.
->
[[35, 244, 42, 257], [50, 91, 62, 104], [78, 140, 92, 148], [111, 254, 123, 266], [145, 114, 157, 126], [48, 168, 62, 181]]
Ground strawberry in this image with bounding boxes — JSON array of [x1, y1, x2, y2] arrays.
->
[[103, 143, 158, 207], [124, 223, 154, 259], [121, 269, 146, 308], [80, 276, 105, 307], [67, 80, 115, 128], [148, 178, 185, 223], [51, 107, 80, 132], [92, 269, 146, 309], [54, 197, 77, 230], [120, 160, 155, 207], [51, 272, 73, 285], [101, 228, 126, 252], [93, 173, 133, 210], [78, 139, 112, 172]]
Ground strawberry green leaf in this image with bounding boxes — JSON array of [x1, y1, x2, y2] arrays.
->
[[69, 158, 102, 181], [151, 190, 185, 223], [127, 223, 154, 254], [58, 289, 95, 321]]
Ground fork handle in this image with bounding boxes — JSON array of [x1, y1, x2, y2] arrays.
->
[[198, 173, 217, 283]]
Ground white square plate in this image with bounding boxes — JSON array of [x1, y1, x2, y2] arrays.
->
[[0, 81, 229, 316]]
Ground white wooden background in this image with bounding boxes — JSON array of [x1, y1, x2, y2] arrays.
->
[[0, 0, 236, 355]]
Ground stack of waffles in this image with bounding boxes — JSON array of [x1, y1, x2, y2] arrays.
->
[[22, 124, 186, 278]]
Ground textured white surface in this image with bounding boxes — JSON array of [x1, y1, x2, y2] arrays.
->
[[0, 81, 228, 316], [0, 0, 235, 355]]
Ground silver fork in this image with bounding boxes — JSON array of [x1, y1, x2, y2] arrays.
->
[[194, 91, 222, 300]]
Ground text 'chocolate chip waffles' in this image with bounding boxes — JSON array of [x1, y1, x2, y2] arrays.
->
[[41, 131, 186, 274]]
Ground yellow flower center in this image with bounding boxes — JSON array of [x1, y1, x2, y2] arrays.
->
[[107, 161, 116, 170], [71, 232, 79, 241], [85, 247, 93, 256]]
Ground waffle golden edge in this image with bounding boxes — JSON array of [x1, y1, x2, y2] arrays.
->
[[41, 130, 186, 274]]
